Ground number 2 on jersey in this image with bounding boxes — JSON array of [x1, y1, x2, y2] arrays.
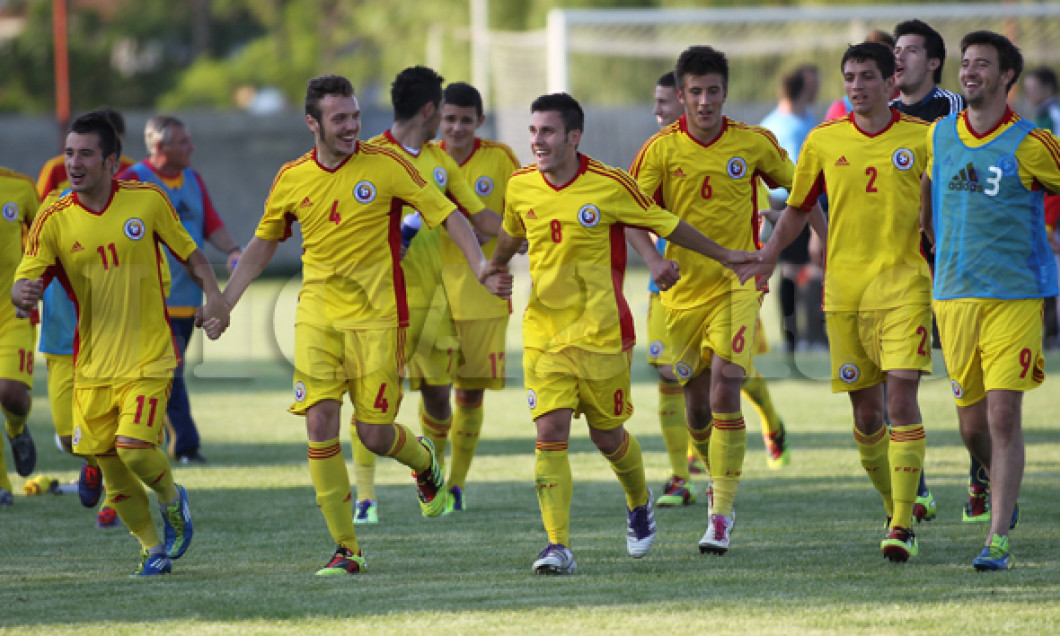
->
[[865, 167, 878, 193]]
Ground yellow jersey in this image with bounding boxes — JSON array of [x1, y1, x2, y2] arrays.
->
[[503, 154, 681, 354], [256, 142, 456, 330], [790, 109, 931, 311], [0, 167, 39, 333], [433, 137, 519, 320], [17, 180, 196, 385], [630, 115, 794, 307]]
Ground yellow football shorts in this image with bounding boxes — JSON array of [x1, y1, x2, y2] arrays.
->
[[825, 303, 932, 393], [290, 323, 404, 425], [406, 301, 458, 390], [72, 377, 171, 455], [45, 353, 74, 438], [452, 316, 508, 391], [523, 347, 634, 430], [645, 293, 679, 367], [665, 290, 762, 383], [0, 317, 35, 388], [934, 298, 1045, 407]]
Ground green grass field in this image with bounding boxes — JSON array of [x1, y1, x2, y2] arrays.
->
[[2, 274, 1059, 634]]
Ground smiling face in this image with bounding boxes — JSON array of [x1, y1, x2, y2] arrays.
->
[[894, 33, 939, 96], [529, 109, 580, 186], [308, 93, 361, 163], [64, 132, 115, 198], [653, 84, 682, 128], [960, 43, 1013, 109], [678, 72, 727, 142], [440, 103, 483, 155], [843, 58, 894, 118]]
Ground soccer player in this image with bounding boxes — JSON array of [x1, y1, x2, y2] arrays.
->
[[628, 46, 820, 554], [12, 111, 227, 576], [825, 30, 896, 121], [36, 106, 135, 200], [220, 75, 508, 575], [118, 115, 242, 465], [890, 18, 974, 525], [429, 81, 520, 512], [482, 92, 746, 574], [738, 41, 931, 562], [920, 30, 1060, 571], [0, 166, 39, 506], [350, 66, 502, 524], [653, 72, 683, 129]]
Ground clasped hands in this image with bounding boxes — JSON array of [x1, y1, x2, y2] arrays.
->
[[650, 249, 776, 291]]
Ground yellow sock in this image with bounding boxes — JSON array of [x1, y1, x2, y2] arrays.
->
[[889, 423, 926, 529], [3, 404, 28, 438], [742, 372, 782, 438], [82, 454, 99, 468], [448, 396, 483, 489], [97, 451, 159, 549], [855, 425, 893, 518], [385, 423, 431, 473], [658, 380, 690, 480], [602, 431, 649, 509], [308, 438, 359, 553], [688, 422, 713, 476], [709, 412, 746, 517], [115, 443, 177, 503], [535, 441, 573, 547], [350, 423, 377, 502], [419, 401, 452, 469], [0, 435, 11, 492]]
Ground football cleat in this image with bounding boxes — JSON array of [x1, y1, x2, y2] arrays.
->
[[881, 526, 919, 562], [687, 454, 707, 475], [78, 463, 103, 508], [626, 492, 657, 558], [96, 506, 121, 528], [7, 428, 36, 477], [913, 490, 937, 522], [413, 437, 449, 518], [655, 476, 695, 507], [315, 545, 366, 576], [962, 483, 990, 523], [698, 513, 733, 555], [160, 484, 193, 559], [533, 543, 576, 575], [0, 488, 12, 506], [973, 533, 1013, 572], [131, 549, 172, 577], [764, 425, 790, 469], [705, 485, 735, 526], [353, 499, 378, 524], [444, 485, 464, 515]]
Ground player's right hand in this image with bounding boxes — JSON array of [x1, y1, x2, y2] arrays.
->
[[649, 259, 680, 291], [12, 277, 44, 312]]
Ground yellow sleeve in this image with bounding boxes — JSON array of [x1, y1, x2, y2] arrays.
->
[[629, 137, 666, 205]]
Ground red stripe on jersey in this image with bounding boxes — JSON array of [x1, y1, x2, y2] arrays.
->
[[266, 153, 314, 201], [361, 142, 428, 187], [389, 199, 411, 328], [153, 234, 183, 367], [512, 165, 538, 178], [1029, 128, 1060, 169], [482, 138, 521, 168], [609, 224, 635, 352], [586, 162, 653, 209], [629, 126, 676, 175], [24, 196, 73, 256], [796, 171, 826, 212]]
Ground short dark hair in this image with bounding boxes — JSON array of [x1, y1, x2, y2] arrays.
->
[[841, 41, 896, 79], [656, 71, 676, 89], [305, 74, 354, 123], [894, 19, 947, 84], [530, 92, 584, 133], [391, 66, 444, 122], [961, 30, 1024, 92], [97, 106, 126, 138], [674, 45, 729, 91], [443, 82, 483, 117], [70, 110, 122, 159], [1028, 67, 1058, 94], [779, 68, 806, 102]]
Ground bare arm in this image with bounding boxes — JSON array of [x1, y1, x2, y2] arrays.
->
[[920, 173, 934, 249], [468, 207, 502, 238], [222, 236, 279, 309], [443, 210, 513, 298], [626, 227, 680, 290], [664, 219, 745, 266], [206, 226, 242, 273], [182, 248, 230, 339], [732, 205, 812, 284]]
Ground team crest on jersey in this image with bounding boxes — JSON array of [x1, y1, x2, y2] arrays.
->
[[433, 167, 448, 187], [527, 389, 537, 409], [997, 154, 1018, 177], [892, 148, 914, 171], [2, 202, 17, 222], [726, 157, 748, 179], [675, 362, 692, 380], [839, 363, 860, 384], [72, 426, 82, 446], [951, 380, 964, 399], [294, 381, 307, 402], [475, 176, 494, 196], [577, 204, 601, 228], [354, 181, 377, 203], [648, 340, 664, 360], [123, 218, 145, 240]]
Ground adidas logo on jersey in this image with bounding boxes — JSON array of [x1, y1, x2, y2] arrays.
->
[[835, 156, 850, 167], [673, 167, 687, 177], [526, 208, 537, 219], [70, 241, 84, 253], [300, 197, 313, 208], [948, 162, 981, 192]]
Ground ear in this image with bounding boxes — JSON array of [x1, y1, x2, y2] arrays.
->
[[1001, 68, 1016, 93], [422, 101, 437, 120], [567, 128, 582, 147], [476, 114, 486, 129], [927, 58, 941, 74]]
